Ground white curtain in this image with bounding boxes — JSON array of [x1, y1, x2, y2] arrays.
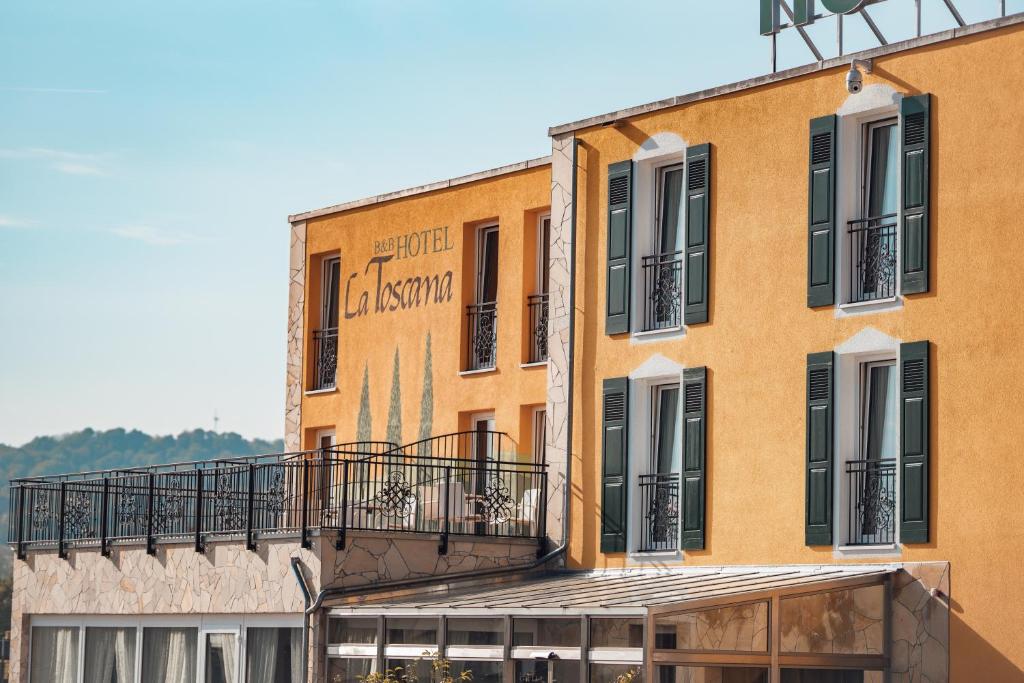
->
[[289, 628, 303, 683], [244, 627, 302, 683], [245, 629, 279, 683], [206, 633, 238, 683], [30, 626, 78, 683], [142, 627, 198, 683], [84, 627, 136, 683]]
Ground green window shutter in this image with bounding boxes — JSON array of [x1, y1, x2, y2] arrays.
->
[[899, 340, 930, 544], [684, 144, 711, 325], [805, 351, 834, 546], [807, 115, 836, 308], [600, 377, 629, 552], [681, 366, 707, 549], [606, 161, 633, 335], [901, 94, 930, 295]]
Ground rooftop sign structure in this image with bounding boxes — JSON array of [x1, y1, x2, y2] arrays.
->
[[760, 0, 1008, 71]]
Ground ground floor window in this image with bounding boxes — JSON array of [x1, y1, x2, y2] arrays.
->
[[30, 626, 79, 683], [29, 616, 301, 683], [326, 657, 374, 683]]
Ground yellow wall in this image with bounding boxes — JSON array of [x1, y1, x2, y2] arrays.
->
[[567, 25, 1024, 679], [300, 165, 551, 459]]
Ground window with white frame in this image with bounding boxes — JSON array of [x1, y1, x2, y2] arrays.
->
[[532, 407, 546, 466], [640, 164, 685, 332], [466, 224, 499, 371], [312, 255, 341, 390], [844, 359, 899, 546], [637, 383, 682, 553], [29, 616, 301, 683], [845, 117, 899, 305]]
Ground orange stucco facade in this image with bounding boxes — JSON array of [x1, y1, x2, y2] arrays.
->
[[561, 22, 1024, 681], [298, 163, 551, 458]]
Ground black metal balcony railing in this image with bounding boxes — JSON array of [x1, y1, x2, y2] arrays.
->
[[638, 472, 679, 552], [312, 327, 338, 390], [641, 252, 683, 331], [6, 432, 546, 558], [527, 293, 549, 363], [846, 459, 897, 546], [466, 302, 497, 371], [848, 214, 898, 303]]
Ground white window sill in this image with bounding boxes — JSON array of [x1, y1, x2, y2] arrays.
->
[[631, 325, 684, 341], [627, 549, 683, 564], [520, 360, 548, 369], [836, 296, 902, 317], [834, 543, 902, 559], [304, 387, 337, 396], [458, 367, 497, 377]]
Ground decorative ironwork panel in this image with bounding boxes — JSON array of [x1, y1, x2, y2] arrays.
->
[[639, 473, 680, 552], [848, 217, 898, 303], [642, 253, 683, 331], [846, 459, 897, 545], [466, 302, 497, 370]]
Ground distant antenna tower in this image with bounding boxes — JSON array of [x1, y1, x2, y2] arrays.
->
[[213, 411, 220, 433]]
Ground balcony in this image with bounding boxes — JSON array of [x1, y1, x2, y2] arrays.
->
[[465, 301, 497, 371], [845, 459, 897, 546], [847, 215, 898, 303], [638, 472, 679, 552], [527, 293, 549, 363], [311, 327, 338, 390], [641, 251, 683, 332], [6, 431, 547, 558]]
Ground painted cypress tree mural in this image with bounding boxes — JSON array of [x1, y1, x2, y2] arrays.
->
[[417, 332, 434, 457], [357, 363, 372, 442], [385, 348, 402, 446]]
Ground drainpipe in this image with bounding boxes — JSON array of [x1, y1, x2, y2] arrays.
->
[[290, 557, 312, 683], [293, 134, 581, 647]]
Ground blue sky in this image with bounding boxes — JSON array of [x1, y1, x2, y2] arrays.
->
[[0, 1, 1007, 446]]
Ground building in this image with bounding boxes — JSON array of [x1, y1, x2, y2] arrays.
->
[[7, 6, 1024, 683]]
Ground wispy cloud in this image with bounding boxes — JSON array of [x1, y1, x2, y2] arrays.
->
[[1, 86, 107, 94], [0, 215, 35, 229], [109, 225, 199, 247], [0, 147, 107, 176]]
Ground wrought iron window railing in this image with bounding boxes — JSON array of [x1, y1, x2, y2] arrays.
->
[[466, 301, 498, 371], [527, 293, 549, 363], [6, 432, 546, 558], [312, 327, 339, 390], [641, 252, 683, 331], [638, 472, 680, 552], [845, 459, 897, 546], [847, 214, 898, 303]]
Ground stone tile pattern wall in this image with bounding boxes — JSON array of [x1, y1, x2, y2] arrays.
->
[[285, 220, 307, 451], [544, 134, 575, 549], [322, 533, 539, 589], [9, 537, 321, 682], [779, 584, 884, 654], [671, 601, 769, 652], [891, 562, 949, 683]]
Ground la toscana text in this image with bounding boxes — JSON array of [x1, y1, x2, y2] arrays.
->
[[345, 227, 455, 318]]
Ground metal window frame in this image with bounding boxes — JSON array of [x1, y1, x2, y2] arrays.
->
[[475, 223, 500, 306], [320, 254, 341, 329], [859, 359, 898, 462], [646, 573, 891, 683], [653, 162, 686, 257], [860, 118, 899, 223]]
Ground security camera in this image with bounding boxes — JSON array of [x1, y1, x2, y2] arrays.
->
[[846, 59, 873, 94]]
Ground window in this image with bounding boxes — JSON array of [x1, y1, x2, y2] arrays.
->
[[639, 384, 681, 552], [447, 617, 503, 647], [245, 628, 302, 683], [327, 617, 377, 683], [84, 627, 136, 683], [640, 164, 685, 331], [847, 119, 898, 304], [538, 215, 551, 295], [30, 626, 79, 683], [467, 225, 499, 370], [204, 632, 239, 683], [528, 215, 551, 364], [386, 618, 437, 646], [845, 361, 898, 546], [312, 255, 341, 390], [532, 408, 547, 465], [142, 627, 198, 683]]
